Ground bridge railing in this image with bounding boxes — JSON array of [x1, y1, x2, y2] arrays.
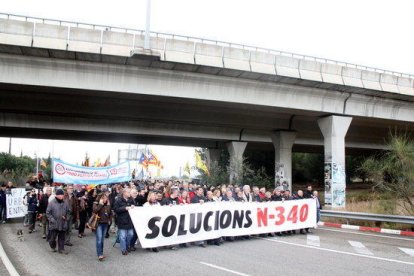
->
[[1, 12, 414, 91], [321, 210, 414, 225]]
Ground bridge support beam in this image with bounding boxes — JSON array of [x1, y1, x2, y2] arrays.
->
[[318, 115, 352, 208], [206, 148, 221, 170], [271, 131, 296, 192], [226, 141, 247, 185]]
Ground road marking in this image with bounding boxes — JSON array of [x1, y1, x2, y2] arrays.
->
[[318, 227, 414, 242], [200, 262, 251, 276], [307, 235, 320, 247], [261, 238, 414, 266], [399, 247, 414, 257], [0, 241, 20, 276], [348, 241, 373, 255]]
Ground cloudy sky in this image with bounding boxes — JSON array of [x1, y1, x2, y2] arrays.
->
[[0, 0, 412, 176]]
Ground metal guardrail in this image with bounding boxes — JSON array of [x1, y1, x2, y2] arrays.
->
[[321, 210, 414, 225], [1, 12, 413, 79]]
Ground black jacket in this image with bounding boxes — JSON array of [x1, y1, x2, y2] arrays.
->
[[304, 190, 313, 199], [271, 195, 283, 201], [38, 194, 50, 213], [191, 195, 205, 204], [113, 197, 134, 230], [161, 196, 179, 206], [27, 195, 38, 212]]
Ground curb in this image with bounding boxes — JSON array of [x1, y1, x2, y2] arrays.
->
[[318, 221, 414, 237], [0, 241, 20, 276]]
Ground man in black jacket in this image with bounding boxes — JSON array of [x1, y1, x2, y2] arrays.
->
[[38, 187, 52, 239], [161, 188, 179, 206], [191, 187, 206, 247], [114, 188, 135, 255]]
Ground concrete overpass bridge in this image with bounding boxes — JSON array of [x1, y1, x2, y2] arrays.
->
[[0, 13, 413, 207]]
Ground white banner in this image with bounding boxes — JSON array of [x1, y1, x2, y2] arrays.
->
[[52, 159, 131, 185], [6, 188, 26, 218], [129, 199, 317, 248]]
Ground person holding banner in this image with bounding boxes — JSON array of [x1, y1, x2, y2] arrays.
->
[[114, 188, 135, 255], [143, 191, 160, 252], [93, 193, 112, 261], [0, 183, 6, 223], [46, 189, 71, 254]]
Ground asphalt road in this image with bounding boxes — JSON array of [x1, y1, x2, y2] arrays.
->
[[1, 222, 414, 276]]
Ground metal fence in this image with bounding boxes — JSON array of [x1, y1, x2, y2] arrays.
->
[[321, 210, 414, 225], [1, 12, 413, 79]]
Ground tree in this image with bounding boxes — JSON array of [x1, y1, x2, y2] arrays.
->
[[359, 133, 414, 215], [0, 153, 36, 185]]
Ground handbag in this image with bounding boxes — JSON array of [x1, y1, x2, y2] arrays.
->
[[87, 213, 100, 231]]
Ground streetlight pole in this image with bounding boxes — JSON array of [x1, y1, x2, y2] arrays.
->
[[8, 138, 11, 154], [144, 0, 151, 50]]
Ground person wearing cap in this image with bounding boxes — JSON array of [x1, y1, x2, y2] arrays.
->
[[46, 189, 71, 254]]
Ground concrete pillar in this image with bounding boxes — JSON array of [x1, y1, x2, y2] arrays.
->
[[205, 148, 221, 170], [226, 141, 247, 185], [318, 115, 352, 208], [271, 131, 296, 192]]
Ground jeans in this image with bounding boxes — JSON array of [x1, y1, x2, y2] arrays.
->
[[96, 223, 108, 257], [118, 228, 134, 253], [316, 209, 321, 222], [130, 229, 138, 248]]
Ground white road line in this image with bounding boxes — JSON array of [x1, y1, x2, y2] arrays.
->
[[348, 240, 373, 255], [307, 235, 320, 247], [0, 241, 20, 276], [399, 247, 414, 257], [200, 262, 251, 276], [261, 238, 414, 266], [318, 227, 414, 242]]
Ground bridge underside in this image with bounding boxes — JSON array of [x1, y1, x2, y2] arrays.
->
[[0, 82, 412, 155]]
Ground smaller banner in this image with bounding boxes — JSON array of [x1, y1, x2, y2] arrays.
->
[[52, 159, 131, 185], [6, 188, 26, 218], [129, 199, 316, 248]]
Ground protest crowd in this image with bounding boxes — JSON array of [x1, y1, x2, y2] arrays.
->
[[0, 179, 321, 261]]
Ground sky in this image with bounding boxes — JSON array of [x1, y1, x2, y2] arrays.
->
[[0, 0, 413, 176]]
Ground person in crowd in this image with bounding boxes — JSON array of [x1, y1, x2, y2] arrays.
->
[[114, 188, 135, 255], [223, 190, 235, 202], [178, 190, 191, 204], [304, 185, 313, 198], [64, 185, 77, 246], [93, 193, 112, 261], [259, 187, 266, 200], [27, 189, 38, 233], [0, 183, 7, 223], [77, 186, 88, 238], [263, 191, 272, 202], [129, 188, 140, 251], [156, 191, 163, 203], [252, 186, 262, 202], [235, 190, 245, 202], [46, 189, 70, 254], [296, 190, 311, 234], [39, 187, 52, 239], [190, 187, 206, 247], [242, 185, 253, 202], [205, 191, 221, 246], [22, 191, 30, 227], [272, 189, 283, 201], [135, 188, 147, 206], [313, 190, 322, 224], [161, 187, 180, 206], [142, 191, 161, 252], [213, 189, 222, 202]]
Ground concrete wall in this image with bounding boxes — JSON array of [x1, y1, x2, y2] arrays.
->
[[0, 18, 413, 97]]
